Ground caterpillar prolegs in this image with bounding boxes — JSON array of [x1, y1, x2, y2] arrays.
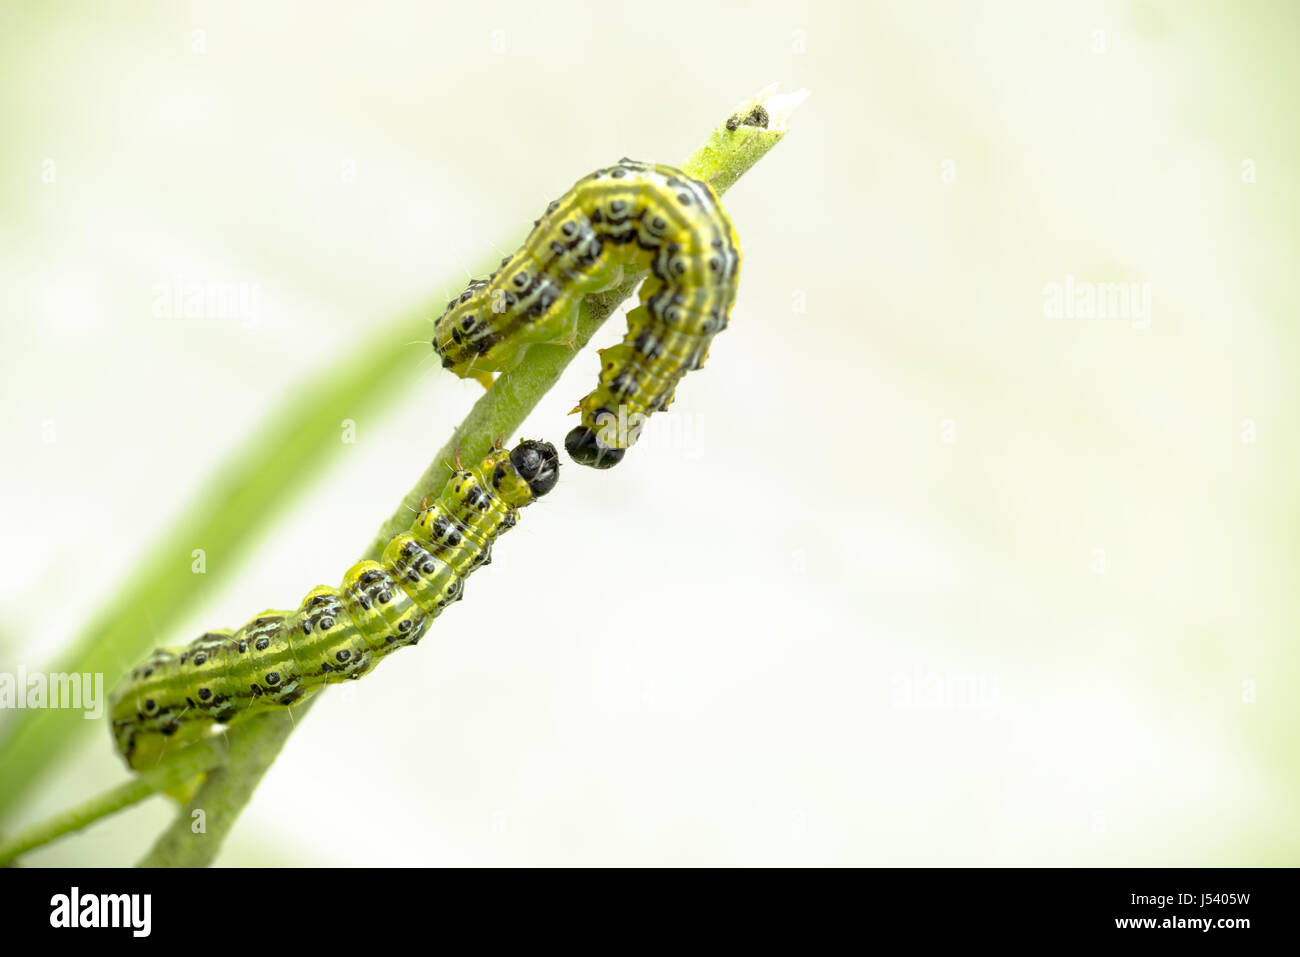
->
[[108, 439, 559, 772], [433, 158, 742, 469]]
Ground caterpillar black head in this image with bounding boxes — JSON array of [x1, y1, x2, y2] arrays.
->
[[510, 439, 561, 496], [564, 426, 626, 470]]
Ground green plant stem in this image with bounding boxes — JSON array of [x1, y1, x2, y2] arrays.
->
[[0, 729, 230, 866], [3, 85, 806, 866], [0, 309, 430, 820], [136, 709, 301, 867]]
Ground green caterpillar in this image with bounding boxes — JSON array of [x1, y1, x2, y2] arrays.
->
[[109, 439, 559, 772], [433, 158, 742, 469]]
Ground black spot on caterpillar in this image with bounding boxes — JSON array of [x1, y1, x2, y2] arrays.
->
[[432, 158, 742, 469], [108, 439, 560, 771]]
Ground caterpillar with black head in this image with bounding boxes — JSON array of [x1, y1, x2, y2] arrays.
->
[[108, 439, 559, 771], [433, 158, 742, 469]]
